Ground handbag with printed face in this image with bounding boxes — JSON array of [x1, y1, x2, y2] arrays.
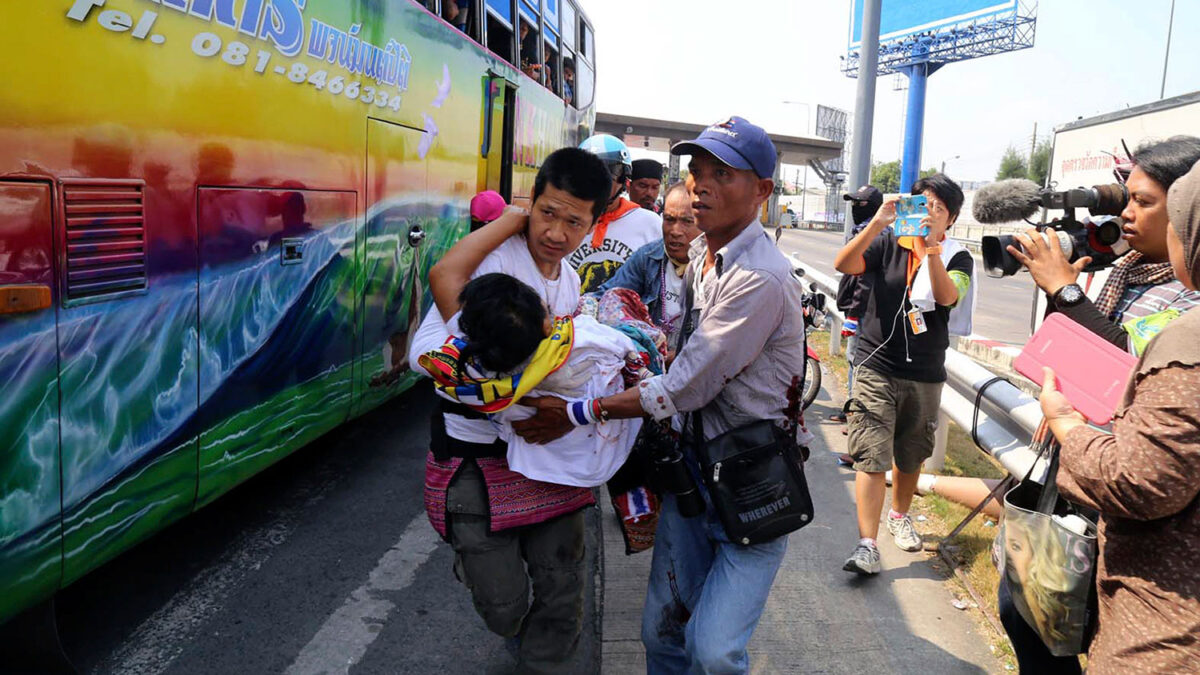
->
[[1000, 438, 1098, 656]]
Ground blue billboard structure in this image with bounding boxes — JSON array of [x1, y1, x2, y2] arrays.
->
[[843, 0, 1037, 190]]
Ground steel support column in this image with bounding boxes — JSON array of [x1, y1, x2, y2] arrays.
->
[[845, 0, 881, 239], [899, 60, 930, 191]]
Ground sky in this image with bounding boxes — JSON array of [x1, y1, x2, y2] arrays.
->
[[584, 0, 1200, 184]]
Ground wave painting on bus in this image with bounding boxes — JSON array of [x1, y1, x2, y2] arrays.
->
[[0, 0, 595, 625]]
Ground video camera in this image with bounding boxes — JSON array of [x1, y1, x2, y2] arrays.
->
[[975, 179, 1131, 278]]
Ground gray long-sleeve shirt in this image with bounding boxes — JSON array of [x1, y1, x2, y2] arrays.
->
[[638, 221, 806, 440]]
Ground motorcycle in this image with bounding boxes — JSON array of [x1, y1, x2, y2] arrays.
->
[[793, 268, 825, 410]]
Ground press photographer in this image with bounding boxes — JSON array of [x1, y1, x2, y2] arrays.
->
[[980, 136, 1200, 355]]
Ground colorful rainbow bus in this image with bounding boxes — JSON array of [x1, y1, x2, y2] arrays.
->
[[0, 0, 596, 629]]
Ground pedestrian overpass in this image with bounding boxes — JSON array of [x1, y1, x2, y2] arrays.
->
[[596, 112, 845, 226]]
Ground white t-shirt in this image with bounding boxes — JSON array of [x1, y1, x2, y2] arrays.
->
[[660, 263, 685, 339], [495, 315, 641, 487], [408, 234, 581, 443], [567, 205, 661, 293]]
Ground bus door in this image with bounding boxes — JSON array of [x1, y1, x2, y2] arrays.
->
[[0, 179, 61, 619], [195, 186, 357, 506], [355, 118, 430, 415], [480, 74, 517, 205]]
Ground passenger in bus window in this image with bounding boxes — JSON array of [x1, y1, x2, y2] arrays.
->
[[518, 20, 542, 81], [443, 0, 469, 32], [562, 57, 575, 106], [543, 55, 557, 92]]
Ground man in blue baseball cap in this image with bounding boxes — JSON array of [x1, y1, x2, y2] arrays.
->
[[513, 116, 808, 672]]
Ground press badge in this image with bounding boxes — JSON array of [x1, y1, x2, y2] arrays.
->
[[907, 308, 928, 335]]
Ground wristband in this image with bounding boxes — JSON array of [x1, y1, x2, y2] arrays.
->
[[595, 398, 611, 423], [925, 245, 943, 255], [567, 399, 593, 426]]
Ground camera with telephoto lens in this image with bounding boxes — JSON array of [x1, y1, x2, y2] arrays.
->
[[637, 421, 705, 518], [980, 184, 1130, 278]]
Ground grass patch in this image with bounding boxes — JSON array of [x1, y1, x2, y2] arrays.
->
[[813, 325, 1017, 670]]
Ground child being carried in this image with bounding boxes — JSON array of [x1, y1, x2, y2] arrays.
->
[[418, 273, 648, 487]]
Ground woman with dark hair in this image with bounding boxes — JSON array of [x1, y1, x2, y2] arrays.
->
[[998, 136, 1200, 672], [1036, 158, 1200, 673], [1011, 135, 1200, 356], [834, 172, 976, 574]]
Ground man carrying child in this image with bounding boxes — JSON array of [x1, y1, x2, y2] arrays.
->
[[407, 148, 611, 673]]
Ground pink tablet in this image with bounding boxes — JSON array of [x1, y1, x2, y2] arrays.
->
[[1014, 313, 1139, 425]]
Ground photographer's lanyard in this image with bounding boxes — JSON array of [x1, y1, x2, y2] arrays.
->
[[897, 235, 928, 292]]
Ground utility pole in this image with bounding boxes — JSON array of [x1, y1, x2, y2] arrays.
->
[[1161, 0, 1176, 99], [845, 0, 881, 240], [1028, 122, 1038, 165], [801, 166, 809, 224]]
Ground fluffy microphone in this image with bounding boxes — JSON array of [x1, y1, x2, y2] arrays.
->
[[972, 179, 1042, 224]]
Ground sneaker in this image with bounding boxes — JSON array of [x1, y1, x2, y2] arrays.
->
[[843, 542, 881, 575], [888, 514, 923, 552]]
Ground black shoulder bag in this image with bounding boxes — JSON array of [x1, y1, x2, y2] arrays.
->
[[681, 261, 815, 546]]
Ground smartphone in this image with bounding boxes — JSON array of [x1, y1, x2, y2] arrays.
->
[[1014, 313, 1138, 424], [894, 195, 929, 237]]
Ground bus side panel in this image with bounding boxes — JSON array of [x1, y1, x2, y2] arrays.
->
[[196, 188, 358, 505], [56, 173, 201, 586], [0, 181, 62, 624]]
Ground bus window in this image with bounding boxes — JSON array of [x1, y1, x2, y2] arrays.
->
[[443, 0, 471, 34], [544, 42, 560, 95], [575, 55, 593, 109], [518, 18, 542, 82], [562, 2, 577, 51], [562, 52, 576, 106], [578, 23, 591, 62], [486, 12, 513, 63]]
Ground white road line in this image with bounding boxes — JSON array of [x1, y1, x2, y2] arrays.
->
[[285, 512, 441, 675]]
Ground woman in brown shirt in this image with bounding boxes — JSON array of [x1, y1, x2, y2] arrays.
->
[[1038, 159, 1200, 673]]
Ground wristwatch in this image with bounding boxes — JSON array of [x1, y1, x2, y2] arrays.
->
[[1053, 283, 1085, 309]]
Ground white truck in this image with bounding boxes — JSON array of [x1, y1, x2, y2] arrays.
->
[[1028, 89, 1200, 333]]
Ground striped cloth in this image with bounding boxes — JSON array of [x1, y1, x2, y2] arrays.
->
[[424, 453, 594, 537], [1110, 278, 1200, 323]]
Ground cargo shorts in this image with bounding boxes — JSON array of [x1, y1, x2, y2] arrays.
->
[[846, 366, 942, 474]]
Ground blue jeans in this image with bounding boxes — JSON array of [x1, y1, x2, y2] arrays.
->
[[641, 490, 788, 674]]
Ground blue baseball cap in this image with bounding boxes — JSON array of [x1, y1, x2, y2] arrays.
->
[[670, 116, 777, 179]]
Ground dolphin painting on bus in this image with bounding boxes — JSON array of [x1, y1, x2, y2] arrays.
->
[[0, 0, 597, 638]]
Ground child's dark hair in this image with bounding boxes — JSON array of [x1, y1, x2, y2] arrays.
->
[[910, 172, 965, 223], [532, 147, 612, 223], [456, 273, 548, 376]]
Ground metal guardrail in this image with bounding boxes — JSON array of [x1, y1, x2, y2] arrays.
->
[[788, 254, 844, 356], [789, 255, 1046, 481]]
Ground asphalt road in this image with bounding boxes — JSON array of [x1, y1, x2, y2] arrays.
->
[[37, 387, 1004, 674], [778, 228, 1038, 345], [51, 388, 600, 675]]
